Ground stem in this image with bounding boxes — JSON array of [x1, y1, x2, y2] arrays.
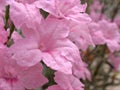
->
[[4, 5, 10, 30], [111, 1, 120, 22]]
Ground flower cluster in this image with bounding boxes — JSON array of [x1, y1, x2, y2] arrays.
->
[[0, 0, 120, 90], [89, 0, 120, 70]]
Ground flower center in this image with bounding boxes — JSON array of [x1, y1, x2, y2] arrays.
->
[[39, 43, 47, 52], [2, 66, 18, 83], [3, 74, 18, 83], [3, 72, 18, 83]]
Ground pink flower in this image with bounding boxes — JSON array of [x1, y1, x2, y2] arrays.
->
[[39, 0, 93, 51], [98, 20, 120, 52], [9, 17, 86, 76], [35, 0, 87, 18], [10, 0, 94, 51], [89, 22, 105, 45], [0, 47, 47, 90], [89, 0, 103, 21], [9, 1, 42, 30], [9, 0, 91, 80], [47, 71, 84, 90], [72, 61, 91, 80], [89, 0, 108, 21], [67, 18, 94, 51], [90, 0, 103, 12], [89, 20, 120, 52]]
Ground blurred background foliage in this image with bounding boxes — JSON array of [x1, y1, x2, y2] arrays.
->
[[81, 0, 120, 90]]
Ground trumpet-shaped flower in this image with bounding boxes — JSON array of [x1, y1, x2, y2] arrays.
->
[[10, 18, 84, 75], [0, 46, 47, 90], [89, 20, 120, 52]]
